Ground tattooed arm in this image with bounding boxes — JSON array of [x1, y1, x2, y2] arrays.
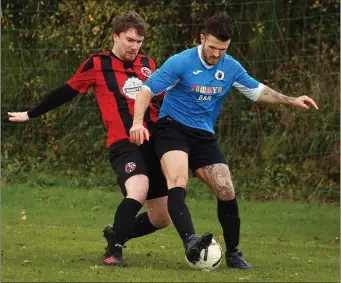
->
[[257, 85, 319, 110]]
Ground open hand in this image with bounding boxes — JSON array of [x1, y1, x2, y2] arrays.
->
[[8, 111, 30, 122]]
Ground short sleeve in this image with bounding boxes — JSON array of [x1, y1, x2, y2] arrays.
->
[[67, 56, 96, 94], [143, 54, 183, 96], [232, 61, 264, 101]]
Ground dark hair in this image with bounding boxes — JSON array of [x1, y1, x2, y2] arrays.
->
[[203, 12, 234, 41], [112, 11, 147, 36]]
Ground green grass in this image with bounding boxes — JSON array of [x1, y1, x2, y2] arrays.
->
[[1, 185, 339, 282]]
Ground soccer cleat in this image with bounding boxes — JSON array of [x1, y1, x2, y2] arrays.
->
[[226, 250, 252, 269], [185, 232, 213, 263], [102, 253, 127, 267], [103, 225, 127, 257], [103, 224, 114, 257], [102, 225, 127, 267]]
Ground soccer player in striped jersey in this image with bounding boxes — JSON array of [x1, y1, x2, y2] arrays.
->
[[8, 11, 171, 267], [130, 12, 319, 269]]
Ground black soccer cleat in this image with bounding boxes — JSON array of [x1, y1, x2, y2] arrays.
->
[[102, 224, 127, 267], [103, 224, 114, 257], [185, 232, 213, 263], [226, 250, 252, 269]]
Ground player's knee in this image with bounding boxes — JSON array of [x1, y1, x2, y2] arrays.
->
[[216, 190, 235, 201], [208, 165, 234, 200], [126, 190, 148, 204], [152, 217, 171, 229], [213, 182, 235, 200], [149, 211, 171, 228], [167, 175, 188, 189], [125, 174, 149, 203]]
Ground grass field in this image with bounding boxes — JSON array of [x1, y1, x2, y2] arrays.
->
[[1, 184, 340, 282]]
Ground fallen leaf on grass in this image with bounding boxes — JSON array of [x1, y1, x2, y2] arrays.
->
[[238, 276, 251, 280], [22, 260, 31, 265], [20, 210, 27, 221], [91, 206, 103, 211], [90, 265, 103, 270]]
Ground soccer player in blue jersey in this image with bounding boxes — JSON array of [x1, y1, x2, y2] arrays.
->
[[130, 12, 318, 269]]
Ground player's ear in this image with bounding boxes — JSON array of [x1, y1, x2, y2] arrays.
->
[[200, 34, 205, 44], [112, 33, 118, 43]]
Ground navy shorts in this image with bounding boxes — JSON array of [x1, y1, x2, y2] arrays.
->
[[108, 138, 168, 200], [152, 116, 227, 171]]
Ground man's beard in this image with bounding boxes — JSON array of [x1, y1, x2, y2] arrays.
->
[[201, 44, 218, 66], [202, 49, 213, 66]]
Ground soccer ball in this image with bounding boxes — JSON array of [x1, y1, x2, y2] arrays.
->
[[185, 238, 223, 270]]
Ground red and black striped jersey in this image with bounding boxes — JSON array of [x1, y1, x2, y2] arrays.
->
[[67, 51, 162, 148]]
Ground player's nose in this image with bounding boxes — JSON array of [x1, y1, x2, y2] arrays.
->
[[131, 42, 140, 51]]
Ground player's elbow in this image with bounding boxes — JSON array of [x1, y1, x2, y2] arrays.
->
[[139, 85, 153, 99]]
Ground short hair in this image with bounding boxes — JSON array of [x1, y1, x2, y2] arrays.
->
[[203, 12, 234, 41], [112, 11, 147, 36]]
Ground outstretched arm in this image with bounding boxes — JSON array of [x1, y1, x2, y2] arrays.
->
[[257, 85, 319, 110], [8, 56, 96, 122], [8, 84, 79, 122], [232, 61, 318, 110]]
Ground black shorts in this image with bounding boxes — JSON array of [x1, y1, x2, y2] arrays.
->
[[152, 116, 227, 172], [108, 138, 168, 200]]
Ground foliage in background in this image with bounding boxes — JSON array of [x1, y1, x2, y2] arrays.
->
[[2, 0, 340, 202]]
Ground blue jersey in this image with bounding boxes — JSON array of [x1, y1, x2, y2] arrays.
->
[[143, 45, 264, 133]]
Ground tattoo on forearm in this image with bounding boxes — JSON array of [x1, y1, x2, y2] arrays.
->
[[204, 164, 234, 198], [261, 86, 295, 104]]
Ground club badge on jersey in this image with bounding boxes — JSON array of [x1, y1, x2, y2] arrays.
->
[[122, 77, 143, 100], [141, 67, 152, 77], [215, 70, 224, 80], [125, 162, 136, 173]]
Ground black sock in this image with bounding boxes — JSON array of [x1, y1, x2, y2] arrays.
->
[[217, 198, 240, 253], [127, 212, 159, 240], [168, 187, 195, 245], [112, 198, 142, 245]]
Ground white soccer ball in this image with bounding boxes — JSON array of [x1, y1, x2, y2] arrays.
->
[[185, 238, 223, 270]]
